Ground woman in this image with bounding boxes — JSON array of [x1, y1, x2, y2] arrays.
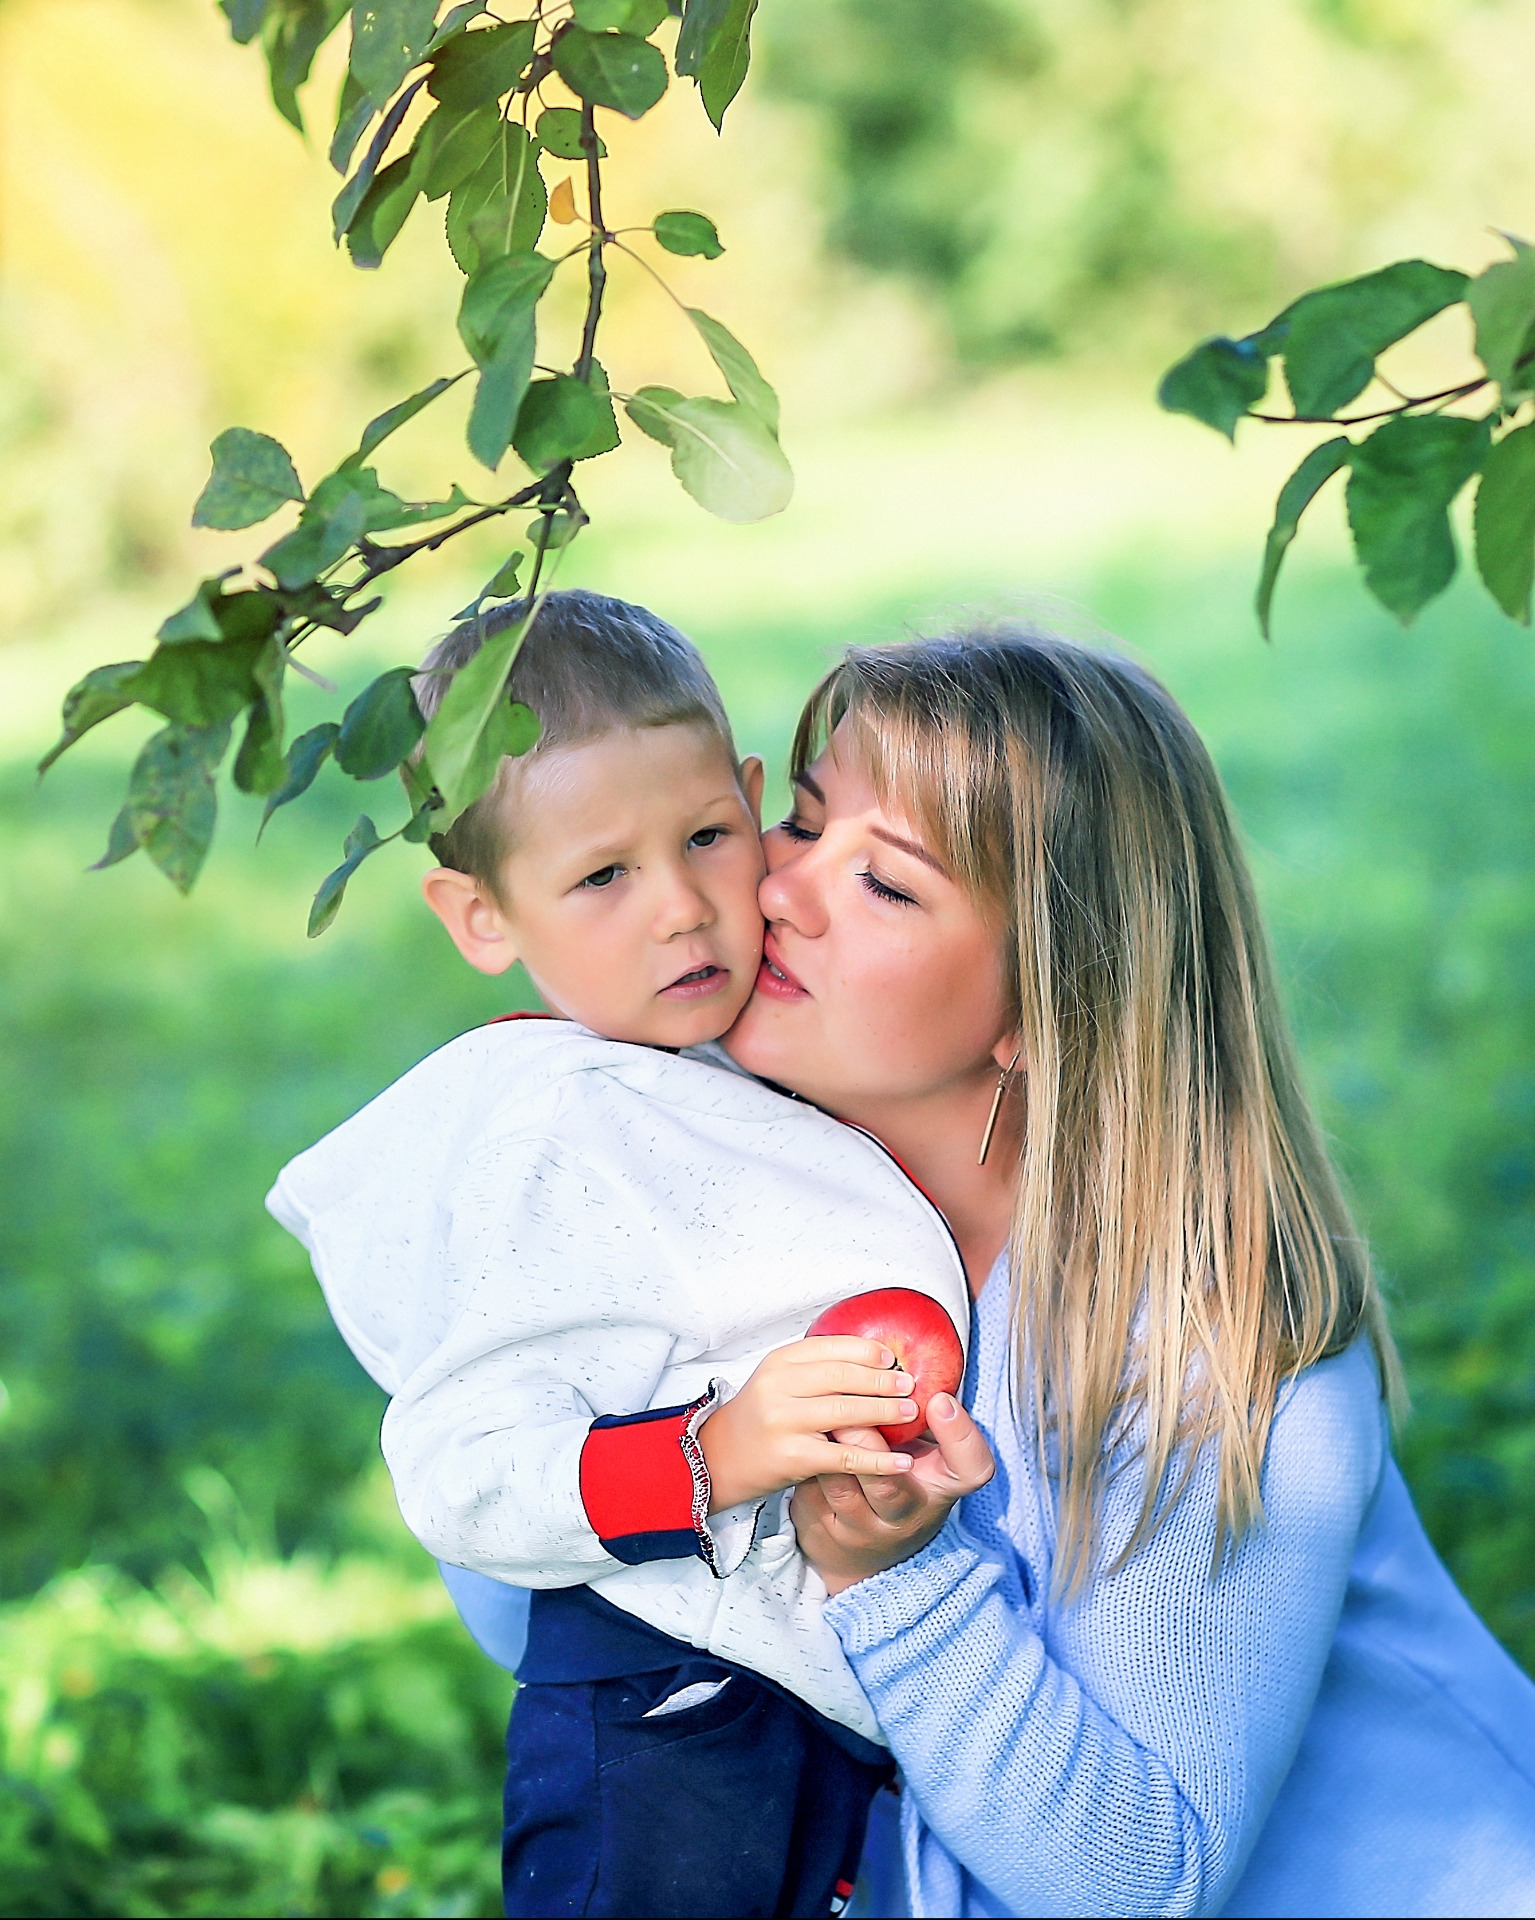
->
[[725, 626, 1535, 1918]]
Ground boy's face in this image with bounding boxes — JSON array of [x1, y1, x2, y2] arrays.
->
[[424, 723, 767, 1049]]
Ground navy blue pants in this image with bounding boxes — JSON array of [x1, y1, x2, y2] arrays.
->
[[501, 1657, 893, 1918]]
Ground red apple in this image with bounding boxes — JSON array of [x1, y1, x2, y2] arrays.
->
[[805, 1287, 965, 1444]]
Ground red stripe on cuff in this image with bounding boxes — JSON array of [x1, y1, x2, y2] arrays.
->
[[579, 1408, 699, 1543]]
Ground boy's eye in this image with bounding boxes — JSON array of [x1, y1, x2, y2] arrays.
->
[[778, 817, 819, 842], [688, 826, 728, 850], [579, 864, 623, 890]]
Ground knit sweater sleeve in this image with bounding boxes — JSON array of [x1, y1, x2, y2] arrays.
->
[[823, 1344, 1386, 1918]]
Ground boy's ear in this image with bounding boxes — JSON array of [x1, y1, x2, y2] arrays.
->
[[421, 868, 521, 976], [739, 754, 765, 828]]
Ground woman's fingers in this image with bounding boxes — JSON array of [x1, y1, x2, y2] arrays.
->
[[912, 1394, 996, 1493]]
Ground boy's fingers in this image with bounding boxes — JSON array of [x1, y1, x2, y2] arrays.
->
[[794, 1335, 897, 1369], [824, 1442, 913, 1477], [797, 1361, 915, 1397], [800, 1395, 918, 1431]]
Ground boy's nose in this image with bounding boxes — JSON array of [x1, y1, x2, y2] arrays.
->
[[653, 870, 715, 939]]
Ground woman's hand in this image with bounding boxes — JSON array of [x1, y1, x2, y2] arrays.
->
[[699, 1336, 923, 1511], [792, 1393, 996, 1595]]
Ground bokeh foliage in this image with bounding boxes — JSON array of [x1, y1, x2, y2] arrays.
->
[[3, 562, 1534, 1912]]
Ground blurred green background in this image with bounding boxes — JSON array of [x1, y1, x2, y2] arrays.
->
[[3, 1, 1534, 1914]]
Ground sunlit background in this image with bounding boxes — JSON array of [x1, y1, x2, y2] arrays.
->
[[3, 1, 1533, 1912]]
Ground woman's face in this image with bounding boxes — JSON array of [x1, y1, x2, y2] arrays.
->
[[725, 727, 1014, 1121]]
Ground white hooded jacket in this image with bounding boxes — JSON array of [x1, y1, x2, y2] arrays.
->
[[267, 1017, 969, 1743]]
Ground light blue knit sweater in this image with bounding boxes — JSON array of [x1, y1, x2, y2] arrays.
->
[[823, 1268, 1535, 1918]]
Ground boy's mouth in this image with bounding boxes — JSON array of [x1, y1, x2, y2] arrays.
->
[[659, 963, 730, 1001]]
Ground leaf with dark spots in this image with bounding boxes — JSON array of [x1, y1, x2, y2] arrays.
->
[[124, 723, 233, 894]]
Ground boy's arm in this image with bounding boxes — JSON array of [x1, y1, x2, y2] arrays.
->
[[382, 1336, 754, 1584]]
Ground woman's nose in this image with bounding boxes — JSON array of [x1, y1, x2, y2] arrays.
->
[[758, 838, 828, 937]]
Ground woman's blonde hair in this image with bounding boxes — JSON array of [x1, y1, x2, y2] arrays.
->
[[793, 625, 1400, 1590]]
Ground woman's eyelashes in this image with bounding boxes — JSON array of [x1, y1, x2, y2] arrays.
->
[[778, 816, 819, 842], [860, 867, 917, 906]]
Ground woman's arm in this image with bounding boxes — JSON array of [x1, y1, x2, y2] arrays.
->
[[811, 1350, 1386, 1918]]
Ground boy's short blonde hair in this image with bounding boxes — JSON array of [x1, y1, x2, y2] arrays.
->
[[412, 589, 737, 891]]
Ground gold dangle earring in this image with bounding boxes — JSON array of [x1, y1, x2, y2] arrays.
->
[[977, 1049, 1022, 1166]]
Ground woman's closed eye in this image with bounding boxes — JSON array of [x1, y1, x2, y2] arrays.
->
[[778, 816, 819, 842], [861, 867, 917, 906]]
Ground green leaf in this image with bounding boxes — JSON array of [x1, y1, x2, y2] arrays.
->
[[1345, 412, 1491, 625], [414, 100, 500, 201], [1474, 421, 1535, 623], [192, 429, 304, 531], [1469, 240, 1535, 402], [335, 666, 426, 779], [534, 107, 605, 159], [1157, 336, 1269, 440], [632, 392, 792, 521], [685, 308, 778, 435], [208, 588, 284, 645], [125, 723, 232, 894], [446, 123, 547, 275], [349, 0, 436, 107], [39, 661, 145, 776], [487, 552, 524, 596], [330, 70, 375, 173], [674, 0, 727, 75], [126, 635, 270, 729], [624, 384, 684, 446], [426, 19, 535, 110], [420, 607, 541, 820], [231, 636, 287, 796], [260, 488, 368, 589], [654, 210, 724, 259], [458, 252, 555, 469], [426, 2, 487, 53], [1281, 261, 1469, 419], [697, 0, 755, 129], [222, 0, 269, 46], [331, 74, 426, 240], [261, 721, 341, 833], [574, 0, 667, 30], [1254, 437, 1350, 639], [90, 804, 141, 871], [350, 374, 465, 462], [513, 372, 618, 470], [157, 573, 238, 644], [309, 814, 383, 936], [552, 27, 668, 119], [263, 0, 347, 133], [526, 510, 585, 550], [345, 151, 422, 267]]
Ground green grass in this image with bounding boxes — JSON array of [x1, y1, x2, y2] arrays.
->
[[1, 555, 1532, 1913]]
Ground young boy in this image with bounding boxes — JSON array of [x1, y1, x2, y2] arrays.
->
[[267, 590, 969, 1918]]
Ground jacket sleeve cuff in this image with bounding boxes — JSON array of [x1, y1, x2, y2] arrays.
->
[[579, 1381, 757, 1578], [822, 1515, 988, 1655]]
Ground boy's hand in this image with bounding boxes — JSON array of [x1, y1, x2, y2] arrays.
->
[[699, 1336, 921, 1512]]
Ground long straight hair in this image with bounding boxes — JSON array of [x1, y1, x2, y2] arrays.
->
[[793, 627, 1400, 1590]]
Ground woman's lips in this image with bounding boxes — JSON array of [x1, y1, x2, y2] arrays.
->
[[659, 963, 730, 1001], [755, 931, 810, 1001]]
